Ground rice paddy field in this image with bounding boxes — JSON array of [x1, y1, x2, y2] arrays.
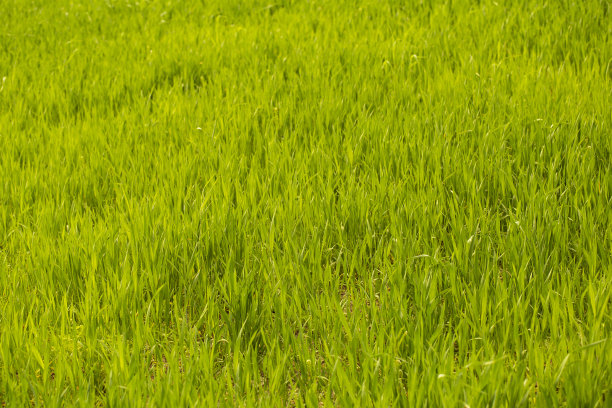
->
[[0, 0, 611, 406]]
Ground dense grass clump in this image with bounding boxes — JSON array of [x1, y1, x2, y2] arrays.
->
[[0, 0, 610, 406]]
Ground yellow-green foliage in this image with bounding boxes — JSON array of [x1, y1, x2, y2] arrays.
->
[[0, 0, 610, 406]]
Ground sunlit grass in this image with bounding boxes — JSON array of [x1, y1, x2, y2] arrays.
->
[[0, 0, 610, 406]]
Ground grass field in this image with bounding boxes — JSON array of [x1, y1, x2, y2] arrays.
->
[[1, 0, 611, 406]]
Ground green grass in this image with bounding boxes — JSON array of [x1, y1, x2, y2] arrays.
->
[[0, 0, 611, 406]]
